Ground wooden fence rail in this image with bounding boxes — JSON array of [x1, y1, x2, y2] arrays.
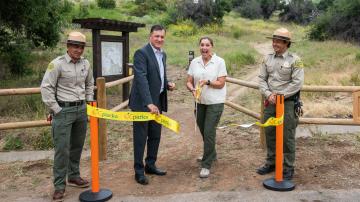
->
[[225, 77, 360, 149], [226, 77, 360, 92], [225, 77, 360, 126], [0, 75, 134, 131]]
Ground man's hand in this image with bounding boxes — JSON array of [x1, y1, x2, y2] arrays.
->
[[168, 82, 176, 91], [47, 114, 53, 123], [268, 93, 277, 104], [147, 104, 160, 115]]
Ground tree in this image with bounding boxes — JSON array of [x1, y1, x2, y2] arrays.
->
[[279, 0, 316, 25], [0, 0, 66, 76], [232, 0, 279, 20], [309, 0, 360, 43], [316, 0, 335, 12], [260, 0, 279, 19], [174, 0, 231, 26]]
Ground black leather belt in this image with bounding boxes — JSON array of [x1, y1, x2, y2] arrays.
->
[[284, 94, 296, 101], [58, 100, 85, 107]]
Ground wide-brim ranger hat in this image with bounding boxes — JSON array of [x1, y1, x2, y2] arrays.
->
[[266, 27, 294, 43], [67, 31, 86, 46]]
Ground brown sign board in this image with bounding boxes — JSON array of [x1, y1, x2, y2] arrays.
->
[[72, 18, 145, 100]]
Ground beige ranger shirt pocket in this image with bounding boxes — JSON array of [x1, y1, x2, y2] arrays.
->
[[278, 61, 292, 81], [265, 59, 275, 73], [60, 68, 75, 88]]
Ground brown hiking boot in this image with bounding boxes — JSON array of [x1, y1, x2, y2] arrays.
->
[[52, 189, 65, 202], [68, 177, 90, 188]]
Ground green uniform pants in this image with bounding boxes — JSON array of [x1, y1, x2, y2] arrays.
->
[[52, 104, 87, 190], [264, 100, 298, 170], [196, 103, 224, 169]]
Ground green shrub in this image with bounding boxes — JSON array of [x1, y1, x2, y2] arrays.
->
[[97, 0, 116, 9], [62, 0, 74, 13], [235, 0, 262, 19], [31, 129, 54, 150], [3, 136, 24, 151], [309, 0, 360, 42], [78, 3, 90, 18], [224, 52, 256, 75], [233, 0, 279, 20], [350, 73, 360, 86], [131, 0, 167, 17], [356, 52, 360, 61], [1, 41, 32, 76], [279, 0, 316, 25], [159, 5, 178, 26], [232, 28, 247, 39], [175, 0, 231, 26], [170, 20, 198, 37]]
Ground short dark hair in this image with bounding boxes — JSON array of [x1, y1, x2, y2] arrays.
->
[[150, 24, 166, 34], [199, 36, 214, 46], [287, 42, 291, 48]]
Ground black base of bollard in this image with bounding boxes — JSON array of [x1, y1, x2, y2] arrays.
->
[[263, 178, 295, 191], [79, 189, 113, 202]]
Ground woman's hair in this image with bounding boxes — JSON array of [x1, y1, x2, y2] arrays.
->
[[199, 36, 214, 46]]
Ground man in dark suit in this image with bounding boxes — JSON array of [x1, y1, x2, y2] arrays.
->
[[129, 25, 176, 185]]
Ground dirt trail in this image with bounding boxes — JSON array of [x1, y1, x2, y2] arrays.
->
[[226, 42, 272, 101]]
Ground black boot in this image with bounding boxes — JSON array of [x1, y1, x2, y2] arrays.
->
[[283, 168, 294, 180], [256, 164, 275, 175]]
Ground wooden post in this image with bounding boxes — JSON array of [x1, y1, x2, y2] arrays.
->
[[353, 91, 360, 124], [122, 32, 130, 101], [92, 29, 101, 81], [96, 77, 107, 161], [260, 95, 266, 149]]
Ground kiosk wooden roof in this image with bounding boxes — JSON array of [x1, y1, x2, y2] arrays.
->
[[72, 18, 145, 32]]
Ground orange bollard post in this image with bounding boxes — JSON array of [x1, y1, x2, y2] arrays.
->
[[90, 102, 100, 192], [275, 94, 284, 182], [79, 102, 113, 202], [263, 94, 295, 191]]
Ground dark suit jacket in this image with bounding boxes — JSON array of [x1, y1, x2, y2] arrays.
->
[[129, 43, 168, 112]]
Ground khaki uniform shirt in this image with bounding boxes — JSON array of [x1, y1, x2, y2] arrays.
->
[[258, 51, 304, 99], [41, 53, 94, 114]]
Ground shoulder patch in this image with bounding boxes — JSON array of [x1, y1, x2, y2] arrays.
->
[[47, 62, 55, 71], [293, 59, 304, 68]]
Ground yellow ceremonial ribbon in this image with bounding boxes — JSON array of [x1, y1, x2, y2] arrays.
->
[[195, 83, 202, 102], [255, 115, 284, 127], [86, 104, 180, 133]]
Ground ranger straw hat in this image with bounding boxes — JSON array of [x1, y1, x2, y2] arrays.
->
[[67, 31, 86, 46], [266, 28, 293, 43]]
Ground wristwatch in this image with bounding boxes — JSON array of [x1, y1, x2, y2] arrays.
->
[[206, 80, 211, 85]]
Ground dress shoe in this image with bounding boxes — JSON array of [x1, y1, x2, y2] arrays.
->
[[145, 165, 167, 176], [53, 189, 65, 202], [256, 164, 275, 175], [135, 174, 149, 185], [283, 168, 294, 180], [68, 177, 89, 188]]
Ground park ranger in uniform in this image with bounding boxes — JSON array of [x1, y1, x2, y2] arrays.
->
[[257, 27, 304, 180], [41, 31, 94, 201]]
